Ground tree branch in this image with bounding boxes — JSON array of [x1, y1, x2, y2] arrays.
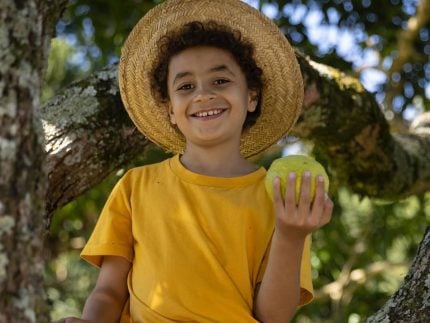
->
[[42, 64, 156, 219], [296, 55, 430, 199], [43, 56, 430, 215]]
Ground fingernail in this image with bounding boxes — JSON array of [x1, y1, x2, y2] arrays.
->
[[318, 175, 324, 182], [303, 171, 311, 178], [289, 172, 296, 179]]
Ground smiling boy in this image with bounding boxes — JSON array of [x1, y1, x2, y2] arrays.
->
[[59, 1, 333, 322], [167, 46, 259, 176]]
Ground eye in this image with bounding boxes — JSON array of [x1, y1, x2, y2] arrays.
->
[[177, 83, 193, 91], [214, 79, 230, 85]]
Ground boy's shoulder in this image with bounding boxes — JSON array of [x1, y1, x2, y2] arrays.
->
[[122, 156, 173, 180]]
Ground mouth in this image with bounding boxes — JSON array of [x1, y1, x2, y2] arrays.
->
[[191, 108, 226, 119]]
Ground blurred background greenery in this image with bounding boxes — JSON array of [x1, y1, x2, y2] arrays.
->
[[44, 0, 430, 322]]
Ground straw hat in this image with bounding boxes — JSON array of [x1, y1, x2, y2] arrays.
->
[[119, 0, 303, 158]]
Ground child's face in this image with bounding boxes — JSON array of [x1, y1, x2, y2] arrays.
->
[[167, 46, 258, 151]]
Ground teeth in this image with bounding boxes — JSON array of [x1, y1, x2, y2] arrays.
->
[[195, 109, 223, 117]]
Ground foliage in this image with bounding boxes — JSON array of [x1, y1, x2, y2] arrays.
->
[[57, 0, 159, 69], [45, 169, 118, 318], [45, 0, 430, 321], [295, 189, 429, 322], [265, 0, 429, 116], [43, 39, 75, 102]]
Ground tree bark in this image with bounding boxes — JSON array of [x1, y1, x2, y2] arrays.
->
[[295, 54, 430, 200], [0, 1, 67, 322], [42, 64, 154, 221], [366, 227, 430, 322]]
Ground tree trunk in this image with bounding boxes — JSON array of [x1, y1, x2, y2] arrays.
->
[[0, 1, 67, 322], [366, 227, 430, 322]]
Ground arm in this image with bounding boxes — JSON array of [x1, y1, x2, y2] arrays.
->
[[58, 255, 131, 323], [82, 255, 131, 322], [254, 172, 333, 323]]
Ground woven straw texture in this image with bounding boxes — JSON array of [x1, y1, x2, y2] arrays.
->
[[119, 0, 303, 158]]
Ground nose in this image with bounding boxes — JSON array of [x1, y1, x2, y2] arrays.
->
[[193, 87, 216, 103]]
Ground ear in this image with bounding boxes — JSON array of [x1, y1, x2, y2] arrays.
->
[[168, 103, 176, 125], [247, 90, 259, 112]]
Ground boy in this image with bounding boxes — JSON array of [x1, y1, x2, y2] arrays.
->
[[60, 0, 333, 322]]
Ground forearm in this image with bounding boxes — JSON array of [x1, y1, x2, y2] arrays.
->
[[81, 286, 127, 323], [254, 232, 305, 323]]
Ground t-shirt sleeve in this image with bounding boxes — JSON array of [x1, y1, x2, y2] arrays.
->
[[80, 172, 134, 268], [256, 234, 314, 306]]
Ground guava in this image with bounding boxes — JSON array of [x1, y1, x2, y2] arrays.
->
[[265, 155, 329, 202]]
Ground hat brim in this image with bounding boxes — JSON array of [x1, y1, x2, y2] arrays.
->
[[119, 0, 303, 158]]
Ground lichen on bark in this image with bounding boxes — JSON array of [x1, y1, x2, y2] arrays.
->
[[367, 227, 430, 322], [0, 0, 68, 322]]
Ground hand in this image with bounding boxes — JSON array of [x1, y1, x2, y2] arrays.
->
[[272, 171, 333, 242]]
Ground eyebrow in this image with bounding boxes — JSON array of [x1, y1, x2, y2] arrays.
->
[[172, 64, 235, 85], [209, 64, 235, 76]]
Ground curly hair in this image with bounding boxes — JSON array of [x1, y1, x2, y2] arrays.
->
[[151, 21, 263, 129]]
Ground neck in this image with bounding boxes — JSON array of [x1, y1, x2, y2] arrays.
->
[[180, 143, 257, 177]]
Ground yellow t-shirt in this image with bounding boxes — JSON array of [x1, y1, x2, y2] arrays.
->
[[81, 155, 313, 322]]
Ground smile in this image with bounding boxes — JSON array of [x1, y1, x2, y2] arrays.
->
[[192, 109, 225, 118]]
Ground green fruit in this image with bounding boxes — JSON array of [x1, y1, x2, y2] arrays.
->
[[265, 155, 329, 202]]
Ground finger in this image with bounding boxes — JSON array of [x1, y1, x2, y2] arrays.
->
[[284, 172, 297, 214], [310, 175, 326, 220], [319, 194, 334, 226], [272, 176, 284, 207], [298, 171, 311, 217]]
